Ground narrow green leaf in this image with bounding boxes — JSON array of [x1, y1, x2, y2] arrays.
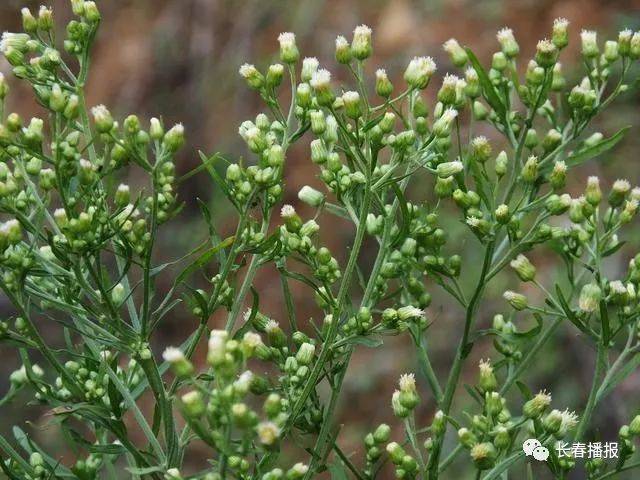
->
[[465, 47, 506, 119], [563, 127, 630, 169]]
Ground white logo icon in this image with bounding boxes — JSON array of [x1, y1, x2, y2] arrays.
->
[[523, 439, 549, 461]]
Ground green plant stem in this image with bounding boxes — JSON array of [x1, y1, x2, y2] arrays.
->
[[291, 181, 372, 446], [574, 341, 607, 441], [500, 316, 563, 395], [427, 240, 495, 479]]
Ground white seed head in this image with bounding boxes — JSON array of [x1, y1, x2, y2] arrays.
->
[[280, 204, 296, 218], [399, 373, 416, 392], [496, 28, 515, 43], [335, 35, 348, 49], [553, 18, 569, 29], [257, 421, 281, 445], [310, 68, 331, 89], [265, 319, 280, 333], [277, 32, 296, 48], [162, 347, 185, 363]]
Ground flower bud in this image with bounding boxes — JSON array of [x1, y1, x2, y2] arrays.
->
[[510, 254, 536, 282], [492, 52, 508, 71], [373, 424, 391, 443], [21, 8, 38, 33], [496, 28, 519, 58], [386, 442, 406, 464], [310, 69, 334, 106], [432, 108, 457, 137], [375, 69, 393, 98], [503, 291, 528, 310], [300, 57, 319, 83], [298, 185, 324, 207], [521, 155, 538, 183], [549, 161, 566, 190], [458, 427, 477, 448], [470, 136, 491, 163], [585, 176, 602, 206], [523, 390, 552, 419], [545, 193, 571, 215], [266, 63, 284, 88], [543, 409, 563, 434], [435, 176, 455, 198], [351, 25, 372, 60], [579, 283, 601, 313], [295, 342, 315, 365], [404, 56, 437, 90], [471, 442, 497, 470], [535, 39, 558, 68], [494, 151, 508, 177], [91, 105, 114, 134], [609, 179, 630, 207], [181, 390, 205, 418], [443, 38, 468, 67], [239, 63, 264, 90], [604, 41, 619, 63], [581, 30, 599, 58], [164, 124, 185, 152], [257, 421, 281, 446], [342, 91, 362, 119], [277, 32, 299, 64], [495, 204, 510, 224], [436, 160, 463, 178], [478, 359, 498, 393], [37, 6, 54, 32], [629, 415, 640, 436], [163, 347, 194, 377], [334, 35, 351, 64], [552, 18, 570, 49]]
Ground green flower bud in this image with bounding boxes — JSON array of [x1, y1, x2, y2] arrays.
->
[[163, 124, 185, 152], [472, 100, 489, 120], [523, 390, 552, 419], [496, 28, 519, 58], [431, 410, 446, 435], [277, 32, 299, 64], [510, 254, 536, 282], [629, 415, 640, 436], [404, 56, 437, 89], [162, 347, 194, 377], [491, 51, 508, 71], [503, 290, 528, 310], [495, 204, 510, 224], [521, 155, 538, 183], [470, 442, 497, 470], [579, 283, 601, 313], [604, 40, 619, 63], [524, 128, 538, 149], [298, 185, 324, 208], [21, 8, 38, 33], [257, 421, 281, 446], [37, 6, 54, 31], [373, 424, 391, 443], [327, 36, 349, 68], [585, 176, 602, 206], [443, 38, 468, 67], [552, 18, 570, 49], [458, 427, 477, 448], [375, 68, 393, 98], [300, 57, 319, 83], [470, 136, 492, 163], [432, 108, 458, 137], [435, 176, 456, 198], [545, 193, 571, 215], [239, 63, 264, 90], [436, 160, 463, 178], [494, 151, 508, 177], [342, 91, 362, 119], [543, 409, 563, 434], [310, 69, 334, 106], [493, 426, 511, 450], [478, 359, 498, 393], [580, 30, 599, 58], [295, 342, 315, 365], [549, 161, 566, 190], [91, 105, 114, 134], [609, 179, 631, 207], [351, 25, 372, 60], [181, 390, 205, 418]]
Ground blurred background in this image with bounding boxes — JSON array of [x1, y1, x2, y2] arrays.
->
[[1, 0, 640, 478]]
